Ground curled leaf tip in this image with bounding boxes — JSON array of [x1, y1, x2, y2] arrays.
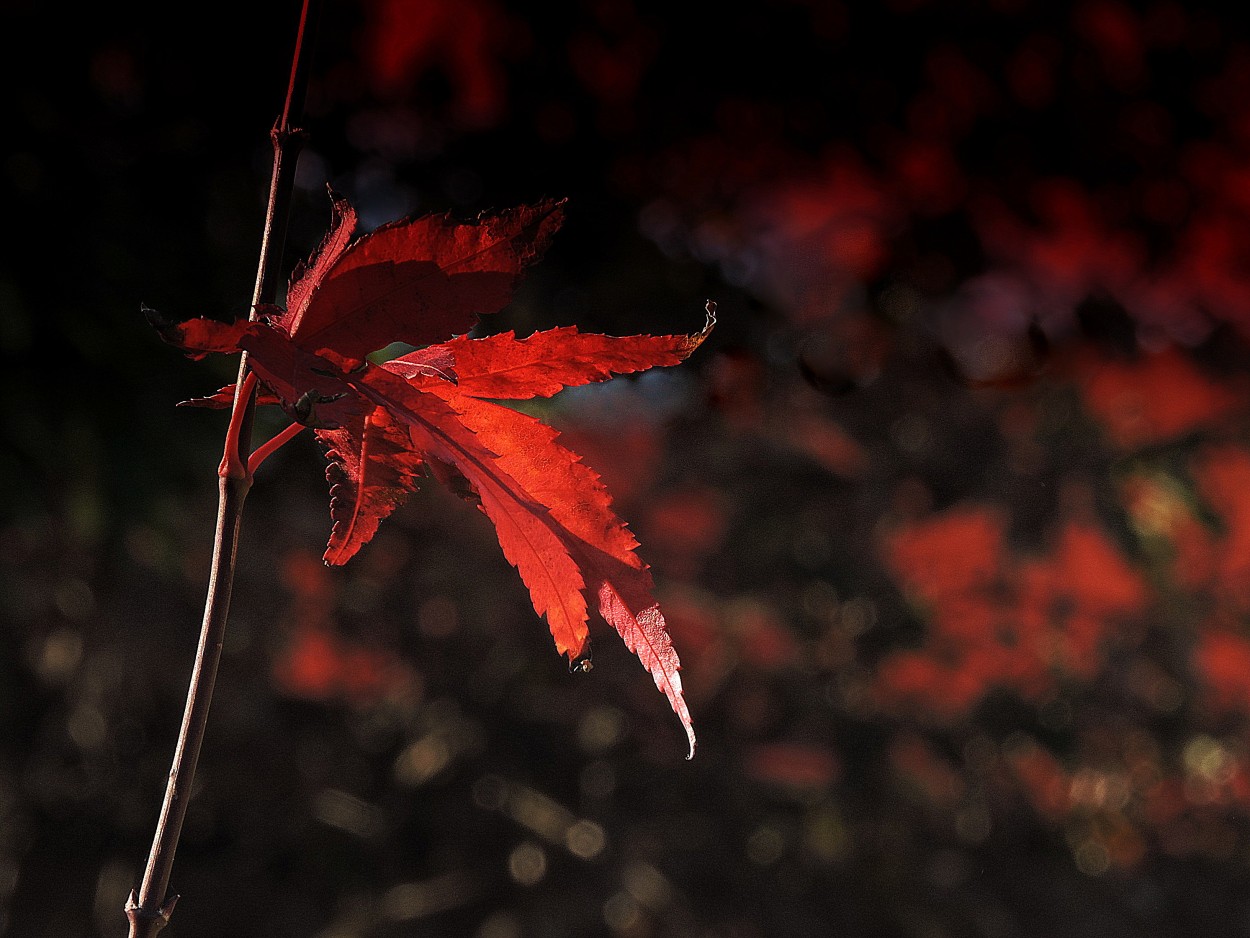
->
[[700, 301, 717, 337], [676, 301, 717, 356], [141, 303, 173, 327]]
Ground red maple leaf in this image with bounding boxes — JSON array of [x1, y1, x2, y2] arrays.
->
[[148, 194, 711, 757]]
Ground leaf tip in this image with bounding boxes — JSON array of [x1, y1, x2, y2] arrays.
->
[[673, 300, 717, 359], [144, 304, 207, 359], [568, 639, 593, 673], [698, 300, 717, 340], [673, 678, 697, 760], [142, 302, 178, 331]]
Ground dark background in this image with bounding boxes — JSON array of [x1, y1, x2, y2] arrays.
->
[[6, 0, 1250, 935]]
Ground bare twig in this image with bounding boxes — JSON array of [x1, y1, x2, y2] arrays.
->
[[126, 2, 320, 933]]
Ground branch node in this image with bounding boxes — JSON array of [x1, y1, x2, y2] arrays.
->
[[125, 888, 178, 934]]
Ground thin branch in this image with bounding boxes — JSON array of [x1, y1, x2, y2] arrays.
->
[[126, 1, 322, 934]]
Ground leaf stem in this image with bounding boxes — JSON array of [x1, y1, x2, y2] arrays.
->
[[220, 372, 259, 479], [126, 2, 320, 934], [248, 421, 308, 476]]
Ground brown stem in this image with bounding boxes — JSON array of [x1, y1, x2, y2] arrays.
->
[[126, 472, 249, 938], [127, 2, 320, 934]]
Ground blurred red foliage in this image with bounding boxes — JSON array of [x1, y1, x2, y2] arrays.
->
[[357, 0, 513, 126], [297, 0, 1250, 915], [271, 550, 419, 705], [876, 505, 1147, 719], [744, 741, 840, 792], [1074, 346, 1245, 450], [1191, 445, 1250, 611]]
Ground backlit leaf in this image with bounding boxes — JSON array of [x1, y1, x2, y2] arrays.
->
[[150, 193, 707, 755]]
